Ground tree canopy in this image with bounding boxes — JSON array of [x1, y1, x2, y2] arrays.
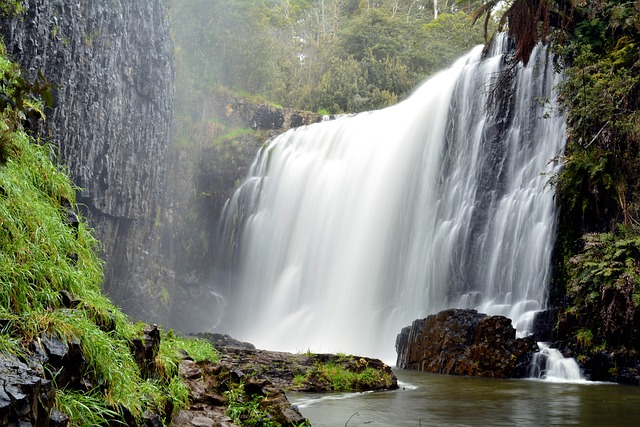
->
[[170, 0, 486, 114]]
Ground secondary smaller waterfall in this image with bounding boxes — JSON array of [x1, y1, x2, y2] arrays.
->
[[530, 343, 585, 382], [218, 34, 566, 363]]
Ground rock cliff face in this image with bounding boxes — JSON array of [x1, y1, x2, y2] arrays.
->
[[165, 94, 321, 332], [396, 309, 537, 378], [1, 0, 320, 330], [1, 0, 174, 323]]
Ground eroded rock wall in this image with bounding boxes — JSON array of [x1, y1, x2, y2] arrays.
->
[[396, 309, 537, 378], [165, 94, 322, 332], [1, 0, 174, 323]]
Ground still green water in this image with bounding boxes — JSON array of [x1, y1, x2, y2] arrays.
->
[[288, 369, 640, 426]]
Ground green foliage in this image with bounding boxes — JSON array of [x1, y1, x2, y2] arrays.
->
[[535, 3, 640, 341], [0, 0, 24, 19], [556, 31, 640, 228], [567, 227, 640, 310], [224, 383, 278, 427], [576, 328, 594, 348], [157, 329, 218, 378], [167, 375, 191, 411], [214, 128, 258, 147], [170, 0, 486, 115], [0, 41, 198, 426], [55, 389, 125, 427], [298, 356, 395, 391], [418, 12, 489, 75], [0, 332, 23, 357], [314, 362, 393, 391], [339, 9, 409, 62]]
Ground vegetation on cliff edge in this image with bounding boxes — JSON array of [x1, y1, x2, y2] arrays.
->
[[0, 38, 217, 425], [553, 0, 640, 371], [479, 0, 640, 378]]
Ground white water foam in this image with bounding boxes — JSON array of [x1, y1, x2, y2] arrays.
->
[[219, 34, 566, 363], [529, 342, 587, 383]]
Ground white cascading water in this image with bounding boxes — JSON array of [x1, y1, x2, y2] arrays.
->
[[530, 343, 585, 383], [218, 34, 566, 363]]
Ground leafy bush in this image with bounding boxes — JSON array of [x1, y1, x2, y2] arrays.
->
[[224, 384, 278, 427], [567, 227, 640, 310]]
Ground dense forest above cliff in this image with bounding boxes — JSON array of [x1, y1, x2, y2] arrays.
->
[[170, 0, 487, 116]]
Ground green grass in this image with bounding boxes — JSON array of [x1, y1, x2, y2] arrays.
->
[[311, 362, 393, 391], [157, 329, 219, 378], [225, 383, 278, 427], [55, 389, 125, 427], [294, 355, 396, 392], [0, 39, 217, 426], [224, 383, 313, 427], [213, 127, 258, 147]]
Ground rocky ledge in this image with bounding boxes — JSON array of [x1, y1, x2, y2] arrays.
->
[[396, 309, 537, 378], [172, 341, 398, 427]]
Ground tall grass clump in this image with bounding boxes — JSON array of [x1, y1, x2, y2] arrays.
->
[[0, 38, 214, 425]]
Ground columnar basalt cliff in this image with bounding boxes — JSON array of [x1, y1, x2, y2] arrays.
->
[[1, 0, 175, 323]]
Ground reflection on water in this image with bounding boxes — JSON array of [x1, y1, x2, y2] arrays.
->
[[288, 370, 640, 426]]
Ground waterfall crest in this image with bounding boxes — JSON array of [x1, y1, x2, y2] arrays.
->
[[218, 34, 566, 361]]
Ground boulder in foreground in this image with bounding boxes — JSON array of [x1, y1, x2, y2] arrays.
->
[[396, 309, 537, 378]]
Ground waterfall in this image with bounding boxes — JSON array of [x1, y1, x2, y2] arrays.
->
[[530, 343, 585, 382], [218, 34, 566, 362]]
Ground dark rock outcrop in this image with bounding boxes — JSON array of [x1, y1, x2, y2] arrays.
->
[[131, 324, 161, 379], [396, 309, 538, 378], [5, 324, 167, 426], [1, 0, 175, 324], [214, 346, 398, 392], [218, 94, 321, 135], [171, 345, 397, 427], [191, 333, 255, 350], [552, 287, 640, 384], [532, 307, 560, 342], [0, 354, 55, 427], [30, 334, 87, 391]]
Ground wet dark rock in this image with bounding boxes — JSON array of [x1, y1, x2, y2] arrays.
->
[[532, 308, 560, 342], [0, 353, 55, 427], [396, 309, 538, 378], [48, 409, 69, 427], [40, 336, 67, 365], [1, 0, 175, 325], [30, 334, 86, 391], [130, 324, 161, 379], [258, 384, 306, 426], [172, 346, 396, 427], [217, 94, 321, 133], [178, 359, 203, 380], [551, 273, 640, 384], [58, 290, 80, 309], [192, 333, 255, 350], [143, 410, 162, 427]]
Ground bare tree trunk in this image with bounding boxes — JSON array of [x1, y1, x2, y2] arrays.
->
[[434, 0, 438, 19], [407, 0, 418, 23], [331, 0, 342, 37]]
